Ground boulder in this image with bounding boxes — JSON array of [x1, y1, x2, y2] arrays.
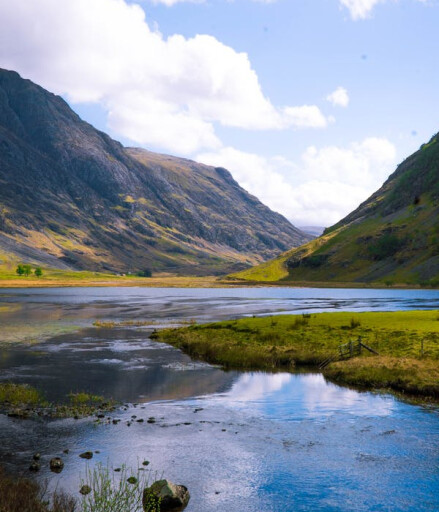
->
[[49, 457, 64, 473], [143, 479, 190, 511]]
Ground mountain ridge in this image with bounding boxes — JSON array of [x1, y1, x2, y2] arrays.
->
[[232, 132, 439, 285], [0, 68, 311, 275]]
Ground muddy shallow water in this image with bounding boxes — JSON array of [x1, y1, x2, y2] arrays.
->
[[1, 287, 439, 511]]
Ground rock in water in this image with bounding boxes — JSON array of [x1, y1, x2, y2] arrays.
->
[[143, 479, 190, 511], [80, 485, 92, 495], [49, 457, 64, 473]]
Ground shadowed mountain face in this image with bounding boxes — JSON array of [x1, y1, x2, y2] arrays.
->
[[233, 133, 439, 285], [0, 69, 310, 275]]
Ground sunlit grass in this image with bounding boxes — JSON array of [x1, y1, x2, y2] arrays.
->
[[0, 382, 45, 406], [153, 310, 439, 398]]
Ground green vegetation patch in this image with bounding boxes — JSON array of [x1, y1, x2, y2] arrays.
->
[[0, 382, 45, 406], [324, 357, 439, 398], [0, 384, 116, 419], [152, 310, 439, 399]]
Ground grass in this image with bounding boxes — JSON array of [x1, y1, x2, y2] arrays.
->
[[0, 463, 162, 512], [0, 384, 116, 419], [0, 466, 76, 512], [152, 310, 439, 399], [0, 382, 45, 406], [80, 463, 160, 512], [0, 268, 224, 288]]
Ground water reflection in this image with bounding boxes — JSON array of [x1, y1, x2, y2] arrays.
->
[[206, 372, 396, 420]]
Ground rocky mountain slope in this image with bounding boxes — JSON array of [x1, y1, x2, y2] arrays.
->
[[232, 133, 439, 285], [0, 69, 310, 275]]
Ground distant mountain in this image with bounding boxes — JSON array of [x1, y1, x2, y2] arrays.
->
[[0, 69, 311, 275], [232, 133, 439, 285], [297, 226, 325, 237]]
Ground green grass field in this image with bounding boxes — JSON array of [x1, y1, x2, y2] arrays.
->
[[153, 310, 439, 400]]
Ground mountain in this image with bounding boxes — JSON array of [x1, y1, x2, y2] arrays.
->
[[297, 226, 326, 237], [232, 133, 439, 285], [0, 69, 311, 275]]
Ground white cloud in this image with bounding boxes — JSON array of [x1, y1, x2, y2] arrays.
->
[[283, 105, 330, 128], [326, 87, 350, 107], [338, 0, 426, 20], [150, 0, 204, 5], [339, 0, 386, 19], [197, 137, 396, 226], [0, 0, 329, 155]]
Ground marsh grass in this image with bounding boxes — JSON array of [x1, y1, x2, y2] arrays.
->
[[68, 393, 105, 405], [0, 466, 76, 512], [0, 384, 115, 419], [153, 310, 439, 398], [0, 382, 45, 406], [80, 463, 160, 512]]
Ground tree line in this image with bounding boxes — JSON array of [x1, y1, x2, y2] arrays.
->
[[16, 264, 43, 277]]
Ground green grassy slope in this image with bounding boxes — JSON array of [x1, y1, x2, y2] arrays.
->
[[231, 132, 439, 286]]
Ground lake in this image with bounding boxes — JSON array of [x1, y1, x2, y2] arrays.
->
[[1, 287, 439, 511]]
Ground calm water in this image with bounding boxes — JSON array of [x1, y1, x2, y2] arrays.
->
[[1, 287, 439, 511]]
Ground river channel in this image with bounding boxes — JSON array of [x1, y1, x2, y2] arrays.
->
[[0, 287, 439, 511]]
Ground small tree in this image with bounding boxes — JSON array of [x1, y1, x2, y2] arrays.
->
[[22, 264, 32, 276], [16, 264, 25, 276], [34, 267, 43, 278], [137, 269, 152, 278]]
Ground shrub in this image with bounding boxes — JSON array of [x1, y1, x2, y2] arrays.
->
[[136, 269, 152, 278]]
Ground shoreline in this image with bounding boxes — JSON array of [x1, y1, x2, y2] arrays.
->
[[0, 276, 435, 289]]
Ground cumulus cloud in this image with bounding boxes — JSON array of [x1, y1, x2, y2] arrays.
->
[[326, 87, 350, 107], [339, 0, 386, 19], [197, 137, 396, 226], [0, 0, 330, 155], [339, 0, 426, 20]]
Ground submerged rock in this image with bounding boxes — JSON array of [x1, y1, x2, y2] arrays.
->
[[29, 461, 40, 472], [79, 451, 93, 460], [49, 457, 64, 473], [143, 479, 190, 511]]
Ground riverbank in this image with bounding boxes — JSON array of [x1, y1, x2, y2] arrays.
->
[[152, 310, 439, 400], [0, 272, 224, 288], [0, 269, 434, 289]]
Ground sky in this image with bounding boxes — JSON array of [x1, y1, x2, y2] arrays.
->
[[0, 0, 438, 227]]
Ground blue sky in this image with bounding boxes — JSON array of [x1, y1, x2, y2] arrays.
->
[[0, 0, 438, 226]]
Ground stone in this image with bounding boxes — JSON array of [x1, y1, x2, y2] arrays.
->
[[49, 457, 64, 473], [33, 453, 41, 461], [80, 485, 92, 495], [29, 461, 40, 472], [143, 479, 190, 511], [79, 451, 93, 459]]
